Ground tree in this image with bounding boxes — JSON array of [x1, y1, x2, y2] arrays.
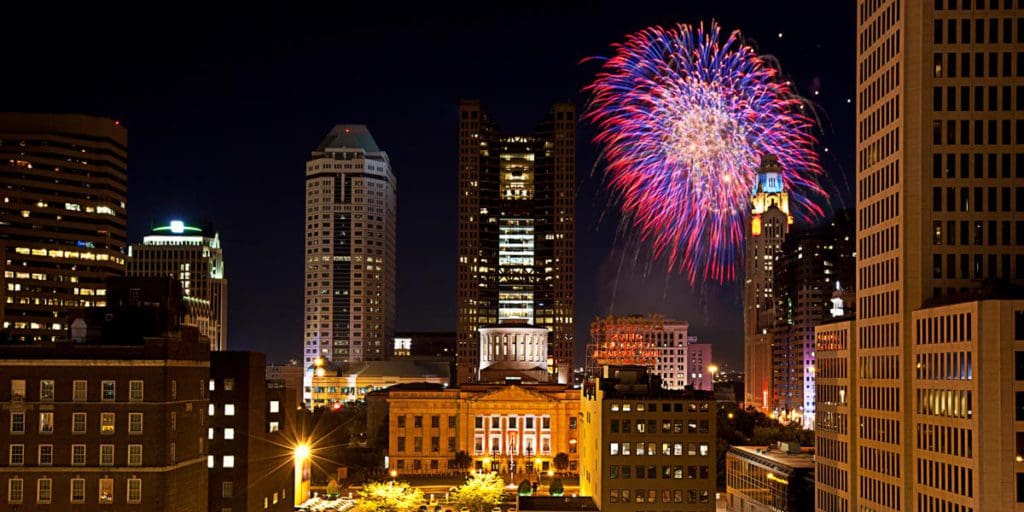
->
[[451, 451, 473, 472], [354, 481, 424, 512], [553, 453, 569, 474], [451, 473, 504, 512], [327, 479, 341, 499], [549, 479, 564, 497], [517, 479, 532, 497]]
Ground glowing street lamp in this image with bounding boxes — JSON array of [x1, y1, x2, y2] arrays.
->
[[390, 469, 398, 479], [294, 443, 311, 462]]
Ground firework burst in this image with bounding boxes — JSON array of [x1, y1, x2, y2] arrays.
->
[[585, 21, 826, 284]]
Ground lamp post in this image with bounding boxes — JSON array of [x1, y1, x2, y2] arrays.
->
[[293, 442, 312, 506]]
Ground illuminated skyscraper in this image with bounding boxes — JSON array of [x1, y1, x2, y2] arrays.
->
[[303, 125, 396, 368], [128, 220, 228, 351], [744, 155, 790, 411], [456, 100, 575, 384], [814, 2, 1024, 511], [0, 113, 127, 342]]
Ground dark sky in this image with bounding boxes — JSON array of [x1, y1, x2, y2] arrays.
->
[[2, 1, 853, 368]]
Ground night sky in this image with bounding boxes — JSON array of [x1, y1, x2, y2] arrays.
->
[[2, 2, 853, 368]]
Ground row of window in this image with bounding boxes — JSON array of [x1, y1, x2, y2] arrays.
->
[[472, 415, 552, 430], [610, 418, 710, 434], [609, 402, 711, 413], [9, 378, 142, 402], [7, 476, 141, 504], [607, 488, 711, 504], [933, 17, 1023, 45], [9, 411, 143, 435], [8, 443, 143, 466], [609, 464, 711, 480], [608, 442, 711, 457]]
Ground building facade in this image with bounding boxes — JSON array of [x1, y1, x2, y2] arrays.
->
[[303, 125, 397, 368], [579, 366, 716, 512], [814, 1, 1024, 510], [0, 113, 128, 343], [456, 100, 576, 384], [0, 283, 209, 511], [128, 220, 228, 351], [392, 331, 456, 358], [208, 351, 294, 512], [381, 383, 580, 477], [589, 315, 708, 391], [744, 155, 791, 412], [685, 340, 714, 392], [770, 211, 855, 428], [725, 444, 815, 512]]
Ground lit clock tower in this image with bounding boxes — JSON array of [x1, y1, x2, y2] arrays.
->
[[743, 154, 790, 412]]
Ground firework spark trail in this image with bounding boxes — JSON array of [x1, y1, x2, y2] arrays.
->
[[585, 22, 827, 284]]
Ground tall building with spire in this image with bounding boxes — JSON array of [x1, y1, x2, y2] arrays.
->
[[128, 220, 228, 351], [744, 155, 791, 411], [303, 125, 396, 370], [456, 100, 575, 384], [814, 2, 1024, 511], [0, 113, 127, 343]]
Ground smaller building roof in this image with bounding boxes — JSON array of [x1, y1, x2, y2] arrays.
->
[[517, 497, 599, 512], [729, 445, 815, 470]]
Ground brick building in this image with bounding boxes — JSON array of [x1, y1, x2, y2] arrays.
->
[[0, 278, 209, 511]]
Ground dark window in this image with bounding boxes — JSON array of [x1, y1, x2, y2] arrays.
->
[[1016, 351, 1024, 380], [1017, 392, 1024, 421], [1015, 311, 1024, 340]]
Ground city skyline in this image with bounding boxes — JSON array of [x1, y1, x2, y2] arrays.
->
[[0, 2, 855, 366]]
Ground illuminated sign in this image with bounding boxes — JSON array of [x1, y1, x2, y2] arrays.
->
[[76, 241, 95, 249], [153, 220, 202, 235]]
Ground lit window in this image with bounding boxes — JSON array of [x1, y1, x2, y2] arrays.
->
[[208, 428, 214, 440], [223, 455, 235, 468], [225, 404, 235, 416], [222, 481, 234, 498], [224, 428, 235, 440], [208, 455, 215, 468], [40, 380, 54, 401], [224, 379, 234, 391], [101, 413, 115, 434], [101, 381, 115, 401], [99, 478, 114, 504], [269, 400, 280, 413], [269, 421, 280, 433], [11, 380, 25, 399], [209, 379, 216, 391], [209, 404, 216, 416], [39, 412, 53, 433]]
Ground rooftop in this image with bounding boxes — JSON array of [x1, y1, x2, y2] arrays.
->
[[317, 124, 380, 153], [730, 445, 815, 470]]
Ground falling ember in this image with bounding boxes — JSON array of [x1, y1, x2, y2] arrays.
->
[[584, 21, 826, 283]]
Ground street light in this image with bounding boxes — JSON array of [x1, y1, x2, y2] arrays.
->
[[390, 469, 398, 479], [294, 443, 311, 462]]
